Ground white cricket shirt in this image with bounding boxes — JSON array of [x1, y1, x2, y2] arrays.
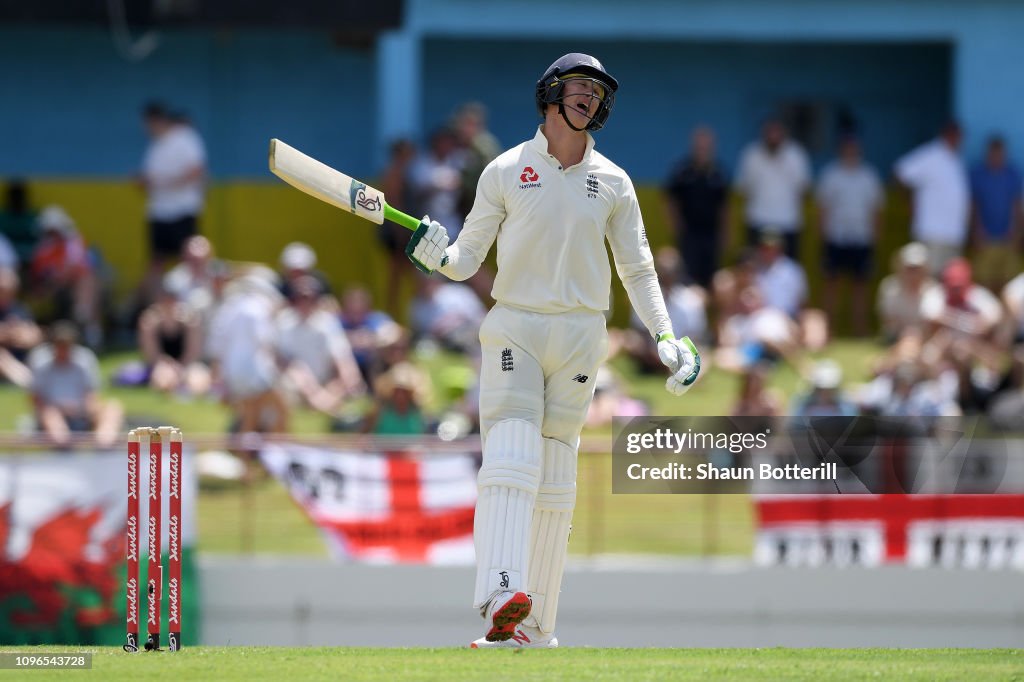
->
[[439, 127, 671, 339]]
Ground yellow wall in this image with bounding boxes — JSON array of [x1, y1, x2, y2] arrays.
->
[[29, 180, 910, 332]]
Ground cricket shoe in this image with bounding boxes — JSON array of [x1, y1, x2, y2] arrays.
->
[[470, 624, 558, 649], [482, 591, 532, 642]]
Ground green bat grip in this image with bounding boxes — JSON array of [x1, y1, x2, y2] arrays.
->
[[384, 204, 423, 232]]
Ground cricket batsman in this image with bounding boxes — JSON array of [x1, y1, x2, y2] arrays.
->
[[406, 53, 701, 648]]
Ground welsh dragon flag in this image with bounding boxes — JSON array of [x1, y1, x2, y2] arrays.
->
[[0, 450, 198, 645], [261, 443, 478, 564]]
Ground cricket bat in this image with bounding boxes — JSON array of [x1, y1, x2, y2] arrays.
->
[[268, 138, 422, 232]]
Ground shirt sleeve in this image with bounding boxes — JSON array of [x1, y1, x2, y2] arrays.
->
[[438, 160, 503, 281], [606, 176, 672, 339], [895, 146, 928, 187]]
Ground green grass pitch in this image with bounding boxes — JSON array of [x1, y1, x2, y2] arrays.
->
[[1, 647, 1020, 681]]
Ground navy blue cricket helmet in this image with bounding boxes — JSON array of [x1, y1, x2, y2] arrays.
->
[[535, 53, 618, 131]]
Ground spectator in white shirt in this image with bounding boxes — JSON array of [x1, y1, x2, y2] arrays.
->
[[894, 121, 969, 274], [736, 118, 811, 258], [815, 135, 884, 336], [920, 258, 1003, 340], [208, 267, 288, 434], [876, 242, 941, 343], [276, 276, 365, 416], [715, 285, 802, 372], [754, 232, 808, 318], [920, 258, 1007, 411], [138, 102, 207, 308], [163, 235, 220, 307]]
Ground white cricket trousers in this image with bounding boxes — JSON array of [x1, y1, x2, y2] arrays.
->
[[478, 304, 608, 445]]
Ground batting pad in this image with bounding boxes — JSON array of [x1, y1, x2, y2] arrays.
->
[[473, 419, 543, 608], [524, 438, 577, 633]]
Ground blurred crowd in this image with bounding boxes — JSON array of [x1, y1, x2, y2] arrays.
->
[[2, 102, 1024, 448], [650, 117, 1024, 427]]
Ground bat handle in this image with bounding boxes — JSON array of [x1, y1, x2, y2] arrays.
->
[[384, 204, 424, 232]]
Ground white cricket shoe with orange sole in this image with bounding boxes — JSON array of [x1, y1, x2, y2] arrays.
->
[[481, 591, 532, 642], [470, 624, 558, 649]]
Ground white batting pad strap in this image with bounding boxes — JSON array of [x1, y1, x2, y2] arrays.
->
[[473, 420, 543, 608], [525, 438, 577, 634], [477, 464, 543, 494]]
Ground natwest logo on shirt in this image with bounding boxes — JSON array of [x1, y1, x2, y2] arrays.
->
[[520, 166, 539, 183], [518, 166, 542, 189]]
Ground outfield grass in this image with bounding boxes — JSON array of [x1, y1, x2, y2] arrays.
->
[[1, 646, 1019, 681], [0, 340, 883, 557]]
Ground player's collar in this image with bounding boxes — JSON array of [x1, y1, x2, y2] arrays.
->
[[530, 126, 596, 164]]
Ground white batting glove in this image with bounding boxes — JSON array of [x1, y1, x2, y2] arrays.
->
[[405, 215, 450, 273], [657, 334, 701, 396]]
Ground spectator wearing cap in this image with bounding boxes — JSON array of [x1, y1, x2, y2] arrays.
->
[[361, 361, 431, 434], [275, 275, 365, 416], [894, 121, 969, 274], [791, 360, 858, 418], [970, 135, 1023, 292], [28, 321, 123, 447], [876, 242, 941, 343], [815, 135, 884, 336], [163, 234, 220, 306], [735, 118, 811, 259], [138, 101, 207, 307], [163, 235, 227, 351], [663, 126, 730, 288], [30, 206, 103, 348], [278, 241, 332, 303]]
